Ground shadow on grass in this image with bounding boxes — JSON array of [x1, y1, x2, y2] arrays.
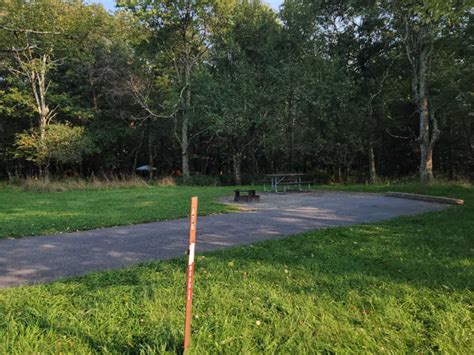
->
[[191, 202, 472, 294], [34, 321, 184, 354]]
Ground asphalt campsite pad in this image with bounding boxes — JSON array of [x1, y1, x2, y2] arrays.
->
[[0, 191, 446, 288]]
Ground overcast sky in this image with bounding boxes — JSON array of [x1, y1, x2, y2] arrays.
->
[[93, 0, 283, 12]]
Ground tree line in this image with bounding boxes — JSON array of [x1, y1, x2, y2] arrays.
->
[[0, 0, 472, 184]]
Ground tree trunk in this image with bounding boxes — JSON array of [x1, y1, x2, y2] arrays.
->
[[404, 23, 438, 184], [233, 152, 242, 185], [39, 108, 48, 137], [181, 142, 190, 180], [37, 54, 50, 142], [415, 24, 434, 183], [180, 64, 192, 180], [368, 143, 379, 184], [181, 110, 190, 179], [419, 97, 434, 183], [419, 143, 434, 183]]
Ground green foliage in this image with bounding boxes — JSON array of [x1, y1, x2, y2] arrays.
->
[[0, 85, 36, 117], [0, 184, 472, 352], [15, 124, 95, 167], [209, 1, 279, 150], [403, 0, 470, 24], [0, 0, 473, 181]]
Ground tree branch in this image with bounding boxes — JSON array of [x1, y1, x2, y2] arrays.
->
[[385, 129, 411, 140], [0, 44, 38, 53], [0, 25, 76, 38]]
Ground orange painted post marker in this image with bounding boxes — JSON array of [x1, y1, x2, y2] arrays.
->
[[184, 196, 198, 351]]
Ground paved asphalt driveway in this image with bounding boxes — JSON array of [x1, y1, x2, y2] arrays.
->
[[0, 192, 446, 288]]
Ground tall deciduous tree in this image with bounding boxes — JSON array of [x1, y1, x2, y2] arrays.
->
[[209, 0, 280, 184], [388, 0, 470, 182], [120, 0, 234, 179], [1, 0, 110, 178]]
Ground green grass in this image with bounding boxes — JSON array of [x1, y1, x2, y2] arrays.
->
[[0, 183, 472, 352], [0, 185, 238, 239], [318, 180, 472, 196]]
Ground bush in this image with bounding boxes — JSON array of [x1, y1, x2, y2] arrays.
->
[[16, 124, 95, 168]]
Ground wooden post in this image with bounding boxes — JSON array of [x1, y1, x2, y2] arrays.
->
[[184, 196, 198, 351]]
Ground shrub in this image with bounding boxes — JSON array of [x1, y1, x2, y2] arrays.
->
[[16, 124, 96, 171]]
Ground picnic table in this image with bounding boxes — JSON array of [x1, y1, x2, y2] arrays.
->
[[264, 173, 310, 193]]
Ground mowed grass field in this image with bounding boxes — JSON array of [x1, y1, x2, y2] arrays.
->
[[0, 183, 472, 352], [0, 185, 238, 239]]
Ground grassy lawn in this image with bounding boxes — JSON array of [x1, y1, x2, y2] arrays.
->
[[0, 183, 472, 352], [0, 185, 238, 239]]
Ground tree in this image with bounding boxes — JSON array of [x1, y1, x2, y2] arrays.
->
[[120, 0, 234, 179], [279, 0, 375, 180], [0, 0, 472, 183], [429, 9, 474, 178], [388, 0, 470, 182], [16, 123, 95, 173], [209, 0, 279, 184], [351, 6, 397, 183], [1, 0, 104, 178]]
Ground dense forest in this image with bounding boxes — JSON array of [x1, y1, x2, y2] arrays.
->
[[0, 0, 472, 184]]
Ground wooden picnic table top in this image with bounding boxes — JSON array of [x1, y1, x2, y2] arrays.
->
[[265, 173, 307, 177]]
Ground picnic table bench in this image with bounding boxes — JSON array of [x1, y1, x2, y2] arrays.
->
[[264, 173, 312, 193]]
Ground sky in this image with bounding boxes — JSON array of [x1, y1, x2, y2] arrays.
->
[[93, 0, 283, 12]]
